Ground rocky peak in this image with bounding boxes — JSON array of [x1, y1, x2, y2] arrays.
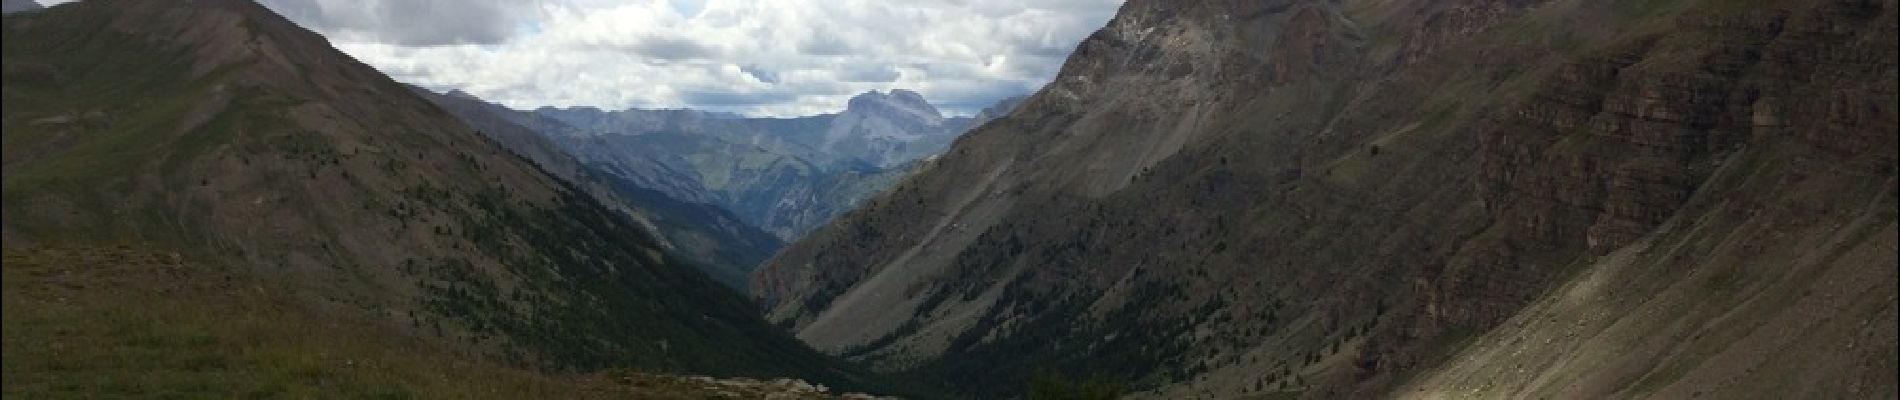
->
[[886, 89, 931, 110], [844, 89, 945, 127]]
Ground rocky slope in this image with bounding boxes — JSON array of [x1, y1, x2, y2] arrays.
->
[[753, 0, 1897, 398], [1, 0, 889, 393], [413, 87, 783, 288]]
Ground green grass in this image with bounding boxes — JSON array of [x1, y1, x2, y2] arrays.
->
[[1, 247, 579, 398]]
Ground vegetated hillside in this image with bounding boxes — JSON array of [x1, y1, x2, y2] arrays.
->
[[528, 90, 1018, 240], [414, 87, 783, 288], [0, 247, 873, 399], [753, 0, 1898, 398], [0, 0, 891, 394]]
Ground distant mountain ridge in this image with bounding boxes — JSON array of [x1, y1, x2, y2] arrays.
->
[[0, 0, 39, 14], [458, 88, 1019, 240], [411, 86, 784, 288], [531, 88, 979, 171]]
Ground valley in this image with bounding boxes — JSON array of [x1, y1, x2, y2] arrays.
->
[[4, 0, 1895, 399]]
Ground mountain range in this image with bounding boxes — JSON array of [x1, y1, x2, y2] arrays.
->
[[517, 90, 1022, 241], [410, 86, 784, 288], [411, 87, 1018, 284]]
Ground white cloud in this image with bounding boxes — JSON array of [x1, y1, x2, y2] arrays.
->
[[38, 0, 1123, 116], [257, 0, 536, 46], [281, 0, 1126, 116]]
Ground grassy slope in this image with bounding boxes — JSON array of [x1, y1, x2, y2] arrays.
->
[[2, 246, 598, 399]]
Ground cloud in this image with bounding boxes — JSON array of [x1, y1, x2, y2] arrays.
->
[[624, 34, 721, 61], [740, 64, 781, 84], [680, 89, 799, 107], [797, 31, 858, 56], [258, 0, 534, 46], [46, 0, 1126, 116], [837, 64, 901, 83]]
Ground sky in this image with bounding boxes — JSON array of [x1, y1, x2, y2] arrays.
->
[[44, 0, 1126, 117]]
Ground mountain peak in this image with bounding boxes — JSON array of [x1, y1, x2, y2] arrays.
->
[[886, 89, 928, 106], [845, 89, 943, 125]]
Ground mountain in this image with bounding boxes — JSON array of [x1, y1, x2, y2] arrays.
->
[[1, 0, 896, 395], [483, 90, 1013, 240], [412, 87, 783, 288], [538, 89, 971, 170], [755, 0, 1897, 398], [822, 89, 959, 167], [963, 95, 1028, 128], [0, 0, 39, 14]]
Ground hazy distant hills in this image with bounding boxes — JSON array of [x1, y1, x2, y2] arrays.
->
[[448, 89, 1021, 241]]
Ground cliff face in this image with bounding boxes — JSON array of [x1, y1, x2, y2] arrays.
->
[[753, 0, 1896, 398]]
